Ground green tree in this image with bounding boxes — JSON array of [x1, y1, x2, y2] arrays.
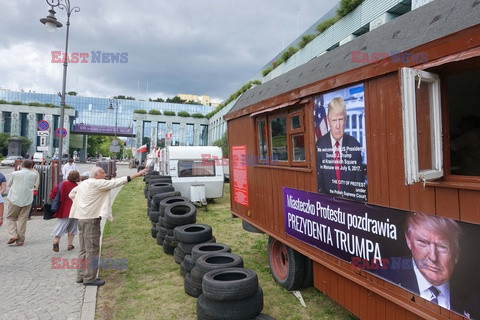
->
[[166, 96, 186, 104], [212, 131, 228, 157], [0, 133, 9, 156]]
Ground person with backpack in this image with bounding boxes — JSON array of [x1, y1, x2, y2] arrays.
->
[[50, 170, 81, 252]]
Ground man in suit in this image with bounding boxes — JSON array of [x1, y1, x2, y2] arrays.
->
[[385, 212, 476, 317], [316, 97, 366, 200]]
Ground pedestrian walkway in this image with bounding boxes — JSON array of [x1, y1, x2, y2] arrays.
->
[[0, 166, 132, 320]]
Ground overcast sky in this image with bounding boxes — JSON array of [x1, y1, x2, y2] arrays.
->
[[0, 0, 338, 103]]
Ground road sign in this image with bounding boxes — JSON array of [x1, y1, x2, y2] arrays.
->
[[55, 127, 68, 138], [37, 131, 49, 136], [40, 136, 47, 147], [38, 120, 49, 131], [110, 145, 121, 153]]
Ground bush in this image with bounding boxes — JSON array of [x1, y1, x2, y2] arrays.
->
[[133, 109, 147, 114], [28, 102, 43, 106], [11, 101, 23, 105], [191, 113, 205, 119], [43, 103, 57, 108], [163, 111, 176, 116], [316, 16, 339, 33], [262, 67, 273, 77], [298, 34, 317, 49], [177, 111, 190, 117], [281, 46, 299, 63], [0, 100, 7, 104], [149, 109, 162, 115], [337, 0, 364, 18]]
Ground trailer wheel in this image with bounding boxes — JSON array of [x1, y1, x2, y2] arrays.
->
[[267, 236, 305, 291]]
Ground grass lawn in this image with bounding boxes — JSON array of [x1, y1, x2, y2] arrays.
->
[[96, 179, 355, 320]]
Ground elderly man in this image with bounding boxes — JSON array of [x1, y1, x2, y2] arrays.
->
[[5, 160, 38, 246], [316, 97, 366, 199], [69, 166, 147, 286]]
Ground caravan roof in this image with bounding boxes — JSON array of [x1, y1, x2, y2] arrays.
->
[[167, 146, 222, 160]]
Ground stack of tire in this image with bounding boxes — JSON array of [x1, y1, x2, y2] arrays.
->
[[173, 224, 216, 267], [158, 200, 197, 255], [147, 180, 175, 239], [151, 193, 183, 244], [184, 252, 243, 298], [197, 267, 270, 320]]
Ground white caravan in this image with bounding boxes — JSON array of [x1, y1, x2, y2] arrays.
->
[[158, 146, 225, 203]]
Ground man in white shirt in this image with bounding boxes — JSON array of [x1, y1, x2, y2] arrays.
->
[[5, 160, 38, 246], [62, 158, 76, 180], [69, 166, 147, 286]]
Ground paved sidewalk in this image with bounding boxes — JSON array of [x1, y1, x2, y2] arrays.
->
[[0, 166, 134, 320]]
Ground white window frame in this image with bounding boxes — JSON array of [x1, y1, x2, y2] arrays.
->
[[401, 67, 443, 185]]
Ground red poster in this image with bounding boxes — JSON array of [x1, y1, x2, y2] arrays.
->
[[232, 145, 248, 206]]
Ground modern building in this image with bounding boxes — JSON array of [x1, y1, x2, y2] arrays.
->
[[177, 93, 218, 107]]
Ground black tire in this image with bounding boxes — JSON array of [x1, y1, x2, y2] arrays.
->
[[151, 202, 159, 212], [184, 272, 202, 298], [301, 256, 313, 288], [163, 234, 178, 249], [163, 245, 175, 255], [157, 216, 164, 227], [267, 236, 305, 291], [148, 183, 174, 198], [183, 254, 195, 273], [242, 220, 264, 234], [151, 226, 158, 239], [195, 253, 244, 275], [151, 191, 181, 206], [164, 203, 197, 228], [157, 225, 167, 240], [174, 224, 213, 244], [147, 177, 172, 185], [202, 268, 259, 301], [191, 243, 231, 262], [177, 236, 216, 255], [149, 210, 161, 223], [156, 233, 165, 246], [160, 196, 190, 213], [196, 287, 264, 320], [174, 246, 185, 264]]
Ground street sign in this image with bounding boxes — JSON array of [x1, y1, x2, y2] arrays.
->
[[38, 120, 49, 131], [109, 145, 121, 153], [55, 127, 68, 138], [37, 131, 49, 136], [37, 146, 48, 151], [40, 136, 47, 147]]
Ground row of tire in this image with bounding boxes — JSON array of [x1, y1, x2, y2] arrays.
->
[[144, 172, 275, 320]]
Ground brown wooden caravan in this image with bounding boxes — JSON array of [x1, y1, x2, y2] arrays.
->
[[224, 1, 480, 319]]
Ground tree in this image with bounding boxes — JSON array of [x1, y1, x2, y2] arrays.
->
[[166, 96, 186, 104], [212, 131, 228, 157]]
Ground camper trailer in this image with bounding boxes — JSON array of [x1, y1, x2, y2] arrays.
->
[[158, 146, 225, 203], [225, 1, 480, 319]]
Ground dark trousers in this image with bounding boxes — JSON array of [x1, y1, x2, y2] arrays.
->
[[76, 218, 101, 283]]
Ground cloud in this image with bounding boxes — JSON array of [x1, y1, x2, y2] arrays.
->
[[0, 0, 338, 101]]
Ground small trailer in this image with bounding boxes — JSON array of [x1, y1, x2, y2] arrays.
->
[[158, 146, 225, 203], [225, 1, 480, 319]]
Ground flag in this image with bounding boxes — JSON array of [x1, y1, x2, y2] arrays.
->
[[136, 144, 147, 153], [314, 95, 328, 141], [166, 131, 173, 140]]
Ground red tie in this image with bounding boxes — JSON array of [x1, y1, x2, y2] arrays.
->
[[334, 141, 341, 190]]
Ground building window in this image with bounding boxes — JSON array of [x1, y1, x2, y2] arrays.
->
[[157, 122, 166, 148], [200, 125, 208, 146], [255, 106, 307, 166], [3, 112, 12, 133], [172, 123, 180, 146], [186, 124, 194, 146]]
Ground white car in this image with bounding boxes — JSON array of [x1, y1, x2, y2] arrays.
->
[[1, 155, 24, 166]]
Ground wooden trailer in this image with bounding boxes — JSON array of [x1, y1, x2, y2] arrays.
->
[[224, 1, 480, 319]]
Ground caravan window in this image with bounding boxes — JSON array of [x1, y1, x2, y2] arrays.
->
[[178, 160, 215, 177]]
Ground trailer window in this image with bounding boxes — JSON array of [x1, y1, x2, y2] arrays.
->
[[254, 107, 308, 166], [270, 116, 288, 162], [178, 160, 215, 177], [401, 68, 443, 184]]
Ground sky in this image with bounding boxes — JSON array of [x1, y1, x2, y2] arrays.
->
[[0, 0, 338, 104]]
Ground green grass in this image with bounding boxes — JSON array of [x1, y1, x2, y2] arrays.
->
[[97, 179, 354, 320]]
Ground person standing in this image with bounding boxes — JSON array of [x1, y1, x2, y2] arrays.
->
[[62, 158, 76, 180], [50, 170, 80, 252], [69, 166, 147, 286], [5, 160, 38, 246], [0, 170, 6, 227]]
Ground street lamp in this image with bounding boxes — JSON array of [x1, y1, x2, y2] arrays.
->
[[108, 98, 120, 163], [40, 0, 80, 171]]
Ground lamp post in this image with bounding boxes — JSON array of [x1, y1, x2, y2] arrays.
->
[[40, 0, 80, 171], [108, 98, 120, 164]]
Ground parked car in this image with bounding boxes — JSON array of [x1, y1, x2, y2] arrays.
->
[[52, 153, 69, 163], [1, 155, 24, 166], [32, 152, 51, 165]]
